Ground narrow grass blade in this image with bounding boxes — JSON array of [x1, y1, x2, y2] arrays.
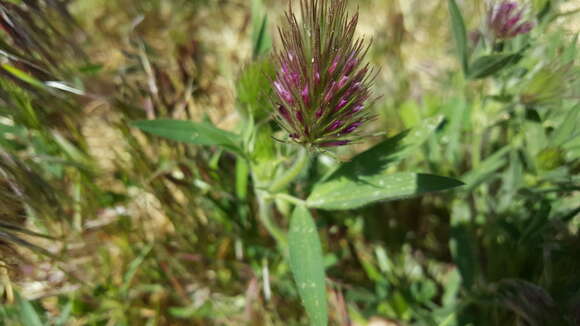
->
[[120, 243, 154, 297], [251, 0, 272, 58], [1, 64, 45, 88], [448, 0, 469, 74]]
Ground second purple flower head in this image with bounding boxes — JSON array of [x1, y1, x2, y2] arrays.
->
[[487, 1, 535, 40]]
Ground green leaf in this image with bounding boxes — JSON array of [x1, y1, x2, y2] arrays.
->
[[461, 146, 510, 190], [251, 0, 271, 58], [120, 243, 153, 296], [54, 301, 72, 326], [235, 156, 249, 199], [132, 119, 241, 154], [253, 15, 271, 59], [307, 173, 464, 210], [467, 53, 522, 79], [17, 296, 43, 326], [448, 0, 469, 74], [1, 64, 45, 88], [450, 224, 478, 289], [289, 206, 328, 326], [324, 115, 443, 179], [0, 123, 20, 135], [551, 104, 579, 146]]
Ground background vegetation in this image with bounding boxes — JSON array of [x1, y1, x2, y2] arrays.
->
[[0, 0, 578, 325]]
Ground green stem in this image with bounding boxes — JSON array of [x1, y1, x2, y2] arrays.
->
[[257, 195, 288, 251], [269, 147, 309, 193], [268, 193, 306, 206]]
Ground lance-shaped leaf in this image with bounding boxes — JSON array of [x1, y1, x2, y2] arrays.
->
[[132, 119, 242, 154], [1, 64, 46, 88], [448, 0, 469, 74], [468, 53, 522, 79], [307, 173, 464, 210], [251, 0, 272, 58], [289, 206, 328, 326], [323, 115, 443, 180], [450, 224, 478, 289], [17, 294, 43, 326]]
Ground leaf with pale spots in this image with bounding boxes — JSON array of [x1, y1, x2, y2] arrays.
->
[[307, 173, 464, 210], [289, 206, 328, 326]]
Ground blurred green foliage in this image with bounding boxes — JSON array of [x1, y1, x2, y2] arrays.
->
[[0, 0, 578, 325]]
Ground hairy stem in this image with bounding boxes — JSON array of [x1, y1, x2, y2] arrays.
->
[[257, 195, 288, 251], [269, 147, 309, 193]]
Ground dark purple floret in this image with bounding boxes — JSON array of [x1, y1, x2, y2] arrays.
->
[[488, 1, 535, 40], [278, 105, 291, 122], [271, 0, 377, 148], [343, 121, 362, 134], [325, 120, 343, 132]]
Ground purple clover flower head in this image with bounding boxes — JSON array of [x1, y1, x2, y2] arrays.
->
[[272, 0, 376, 148], [487, 1, 535, 40]]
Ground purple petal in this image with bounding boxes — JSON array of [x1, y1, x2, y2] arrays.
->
[[278, 105, 291, 122], [338, 75, 350, 89], [274, 81, 293, 103], [302, 85, 309, 104], [315, 108, 324, 119], [325, 120, 344, 132], [284, 71, 300, 86], [281, 63, 290, 74], [335, 98, 348, 111], [328, 55, 340, 75], [343, 121, 362, 134], [489, 1, 534, 39], [494, 2, 517, 26], [510, 21, 534, 36], [312, 62, 320, 84], [324, 82, 338, 103], [296, 111, 304, 123], [351, 104, 364, 113], [344, 55, 358, 75], [343, 82, 361, 98], [504, 13, 523, 31]]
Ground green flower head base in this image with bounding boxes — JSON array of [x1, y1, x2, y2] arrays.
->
[[272, 0, 377, 148]]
